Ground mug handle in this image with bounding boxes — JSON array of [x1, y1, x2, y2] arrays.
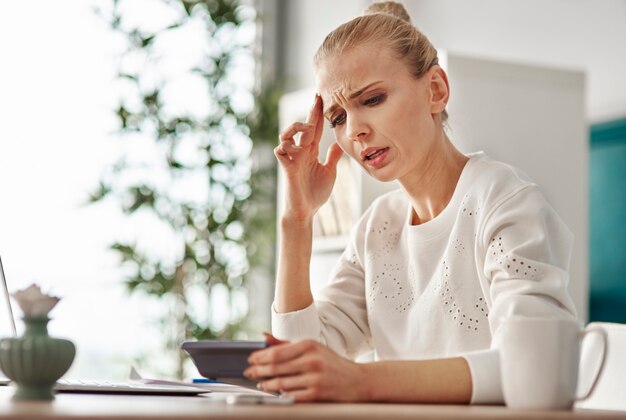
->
[[575, 326, 608, 401]]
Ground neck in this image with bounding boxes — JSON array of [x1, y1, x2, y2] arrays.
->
[[398, 133, 468, 225]]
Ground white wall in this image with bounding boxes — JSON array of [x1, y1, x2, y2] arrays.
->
[[278, 0, 368, 89], [405, 0, 626, 123], [279, 0, 626, 122]]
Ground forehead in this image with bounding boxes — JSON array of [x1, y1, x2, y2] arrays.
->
[[315, 46, 408, 103]]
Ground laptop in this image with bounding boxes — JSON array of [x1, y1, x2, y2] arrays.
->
[[0, 256, 206, 395]]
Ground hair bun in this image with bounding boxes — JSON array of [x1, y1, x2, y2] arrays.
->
[[364, 1, 412, 24]]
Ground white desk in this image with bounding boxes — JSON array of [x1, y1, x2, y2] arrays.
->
[[0, 388, 625, 419]]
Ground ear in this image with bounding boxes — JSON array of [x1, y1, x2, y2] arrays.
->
[[428, 66, 450, 115]]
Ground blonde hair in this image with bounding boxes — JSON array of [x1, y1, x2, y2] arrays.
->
[[314, 1, 448, 122]]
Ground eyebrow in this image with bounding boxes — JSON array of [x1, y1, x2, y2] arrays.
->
[[323, 81, 384, 119]]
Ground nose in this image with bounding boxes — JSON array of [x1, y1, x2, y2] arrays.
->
[[346, 113, 369, 142]]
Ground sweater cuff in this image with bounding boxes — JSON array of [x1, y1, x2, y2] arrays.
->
[[462, 349, 504, 404], [271, 302, 322, 342]]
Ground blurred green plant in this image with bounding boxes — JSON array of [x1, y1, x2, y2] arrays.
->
[[89, 0, 279, 378]]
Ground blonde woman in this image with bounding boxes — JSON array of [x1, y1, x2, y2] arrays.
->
[[244, 1, 576, 403]]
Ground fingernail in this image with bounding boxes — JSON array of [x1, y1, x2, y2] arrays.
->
[[257, 383, 264, 390]]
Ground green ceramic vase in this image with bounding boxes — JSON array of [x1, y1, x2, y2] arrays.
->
[[0, 317, 75, 400]]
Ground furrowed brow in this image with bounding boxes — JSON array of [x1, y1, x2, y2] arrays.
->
[[323, 81, 383, 119]]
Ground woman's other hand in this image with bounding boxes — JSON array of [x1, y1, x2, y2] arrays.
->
[[243, 332, 368, 402], [274, 94, 344, 222]]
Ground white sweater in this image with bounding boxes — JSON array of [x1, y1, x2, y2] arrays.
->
[[272, 151, 577, 404]]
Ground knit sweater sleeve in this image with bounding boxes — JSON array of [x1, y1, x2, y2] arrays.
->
[[463, 185, 578, 404], [271, 210, 372, 360]]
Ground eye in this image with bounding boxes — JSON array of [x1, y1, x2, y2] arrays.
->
[[329, 112, 346, 128], [364, 94, 385, 106]]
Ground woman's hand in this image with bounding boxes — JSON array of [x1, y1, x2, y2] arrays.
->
[[274, 94, 344, 222], [243, 333, 368, 402]]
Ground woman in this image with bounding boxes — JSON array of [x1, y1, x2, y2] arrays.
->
[[244, 1, 576, 403]]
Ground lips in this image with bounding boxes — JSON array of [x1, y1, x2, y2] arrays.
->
[[360, 147, 390, 169], [361, 147, 389, 161]]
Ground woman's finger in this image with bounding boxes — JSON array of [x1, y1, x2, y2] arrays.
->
[[305, 94, 320, 125], [258, 372, 318, 393], [279, 142, 302, 155], [281, 387, 319, 402], [311, 94, 325, 149], [300, 95, 323, 149], [274, 142, 303, 162], [279, 122, 314, 144], [274, 144, 293, 162], [248, 339, 318, 365], [245, 351, 318, 380], [324, 142, 344, 169], [263, 332, 288, 346]]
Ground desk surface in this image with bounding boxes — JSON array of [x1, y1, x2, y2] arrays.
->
[[0, 388, 624, 420]]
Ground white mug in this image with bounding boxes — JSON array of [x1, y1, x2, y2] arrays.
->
[[498, 317, 607, 410]]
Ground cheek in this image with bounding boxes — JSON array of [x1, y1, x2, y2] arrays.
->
[[333, 130, 352, 153], [397, 98, 422, 122], [390, 98, 432, 138]]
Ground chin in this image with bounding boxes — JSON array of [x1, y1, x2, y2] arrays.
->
[[373, 175, 398, 183], [365, 168, 397, 183]]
